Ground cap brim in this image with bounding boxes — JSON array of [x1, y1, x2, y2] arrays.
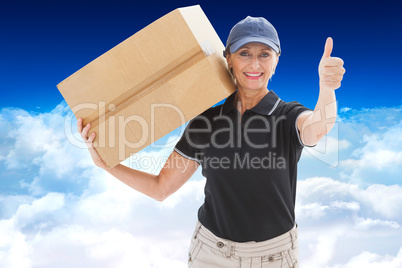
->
[[229, 37, 280, 54]]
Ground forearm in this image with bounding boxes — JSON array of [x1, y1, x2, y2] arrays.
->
[[78, 119, 188, 201], [100, 151, 198, 202], [313, 88, 337, 134], [103, 164, 163, 201], [301, 89, 337, 146]]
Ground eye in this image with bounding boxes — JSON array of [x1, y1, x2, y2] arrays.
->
[[239, 51, 250, 57], [261, 52, 270, 58]]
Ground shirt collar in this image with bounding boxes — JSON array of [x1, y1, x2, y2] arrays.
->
[[220, 90, 281, 116]]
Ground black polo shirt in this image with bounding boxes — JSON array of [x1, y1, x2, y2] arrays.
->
[[174, 90, 311, 242]]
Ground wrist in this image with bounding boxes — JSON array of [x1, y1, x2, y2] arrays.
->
[[318, 85, 336, 100], [96, 161, 108, 170]]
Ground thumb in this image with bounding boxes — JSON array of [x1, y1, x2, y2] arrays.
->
[[322, 37, 333, 59]]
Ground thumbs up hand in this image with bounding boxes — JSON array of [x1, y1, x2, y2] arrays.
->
[[318, 37, 345, 91]]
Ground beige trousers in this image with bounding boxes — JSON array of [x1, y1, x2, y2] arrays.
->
[[188, 222, 299, 268]]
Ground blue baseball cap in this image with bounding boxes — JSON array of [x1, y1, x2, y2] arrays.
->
[[224, 16, 281, 57]]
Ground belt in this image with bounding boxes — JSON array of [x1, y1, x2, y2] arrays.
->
[[194, 222, 298, 258]]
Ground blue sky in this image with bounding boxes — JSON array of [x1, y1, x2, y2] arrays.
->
[[1, 0, 401, 111], [1, 0, 402, 267]]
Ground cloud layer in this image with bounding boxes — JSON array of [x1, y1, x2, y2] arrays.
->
[[0, 103, 401, 267]]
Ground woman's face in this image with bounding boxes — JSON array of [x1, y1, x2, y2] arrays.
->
[[226, 42, 279, 92]]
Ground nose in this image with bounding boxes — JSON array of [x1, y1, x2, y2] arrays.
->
[[250, 55, 260, 69]]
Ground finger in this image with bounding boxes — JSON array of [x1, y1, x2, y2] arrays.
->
[[86, 132, 96, 145], [86, 134, 96, 151], [321, 57, 344, 67], [77, 118, 83, 133], [81, 123, 91, 139], [321, 66, 346, 75], [322, 57, 344, 67], [321, 74, 344, 82], [322, 37, 333, 59]]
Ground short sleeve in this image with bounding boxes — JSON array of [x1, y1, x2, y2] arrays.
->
[[174, 118, 204, 165], [282, 101, 313, 148]]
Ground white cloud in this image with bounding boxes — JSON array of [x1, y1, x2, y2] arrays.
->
[[3, 175, 401, 268], [2, 105, 74, 171], [340, 107, 352, 113], [296, 202, 330, 220], [297, 177, 402, 221], [0, 169, 204, 268], [158, 176, 205, 209], [330, 200, 360, 211], [0, 104, 101, 195], [340, 125, 402, 171], [300, 106, 402, 186], [296, 177, 402, 267], [1, 103, 402, 267], [0, 219, 31, 268], [12, 192, 65, 229], [354, 217, 400, 230], [331, 248, 402, 268], [301, 224, 345, 267], [303, 134, 351, 167], [28, 226, 182, 268], [356, 184, 402, 219]]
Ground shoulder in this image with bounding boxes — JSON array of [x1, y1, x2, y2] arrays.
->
[[272, 98, 312, 135], [199, 105, 222, 118], [188, 105, 222, 128], [275, 99, 309, 116]]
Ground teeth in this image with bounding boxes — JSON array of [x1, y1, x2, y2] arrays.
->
[[245, 72, 262, 77]]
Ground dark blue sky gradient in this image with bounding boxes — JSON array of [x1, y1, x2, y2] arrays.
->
[[1, 0, 401, 112]]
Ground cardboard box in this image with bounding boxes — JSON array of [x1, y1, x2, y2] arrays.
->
[[57, 5, 236, 168]]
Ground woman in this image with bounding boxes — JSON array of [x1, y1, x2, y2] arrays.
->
[[78, 16, 345, 267]]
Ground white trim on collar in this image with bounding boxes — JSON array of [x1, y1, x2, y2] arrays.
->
[[267, 98, 281, 115]]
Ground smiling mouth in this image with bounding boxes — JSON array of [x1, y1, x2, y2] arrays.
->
[[244, 72, 263, 77]]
